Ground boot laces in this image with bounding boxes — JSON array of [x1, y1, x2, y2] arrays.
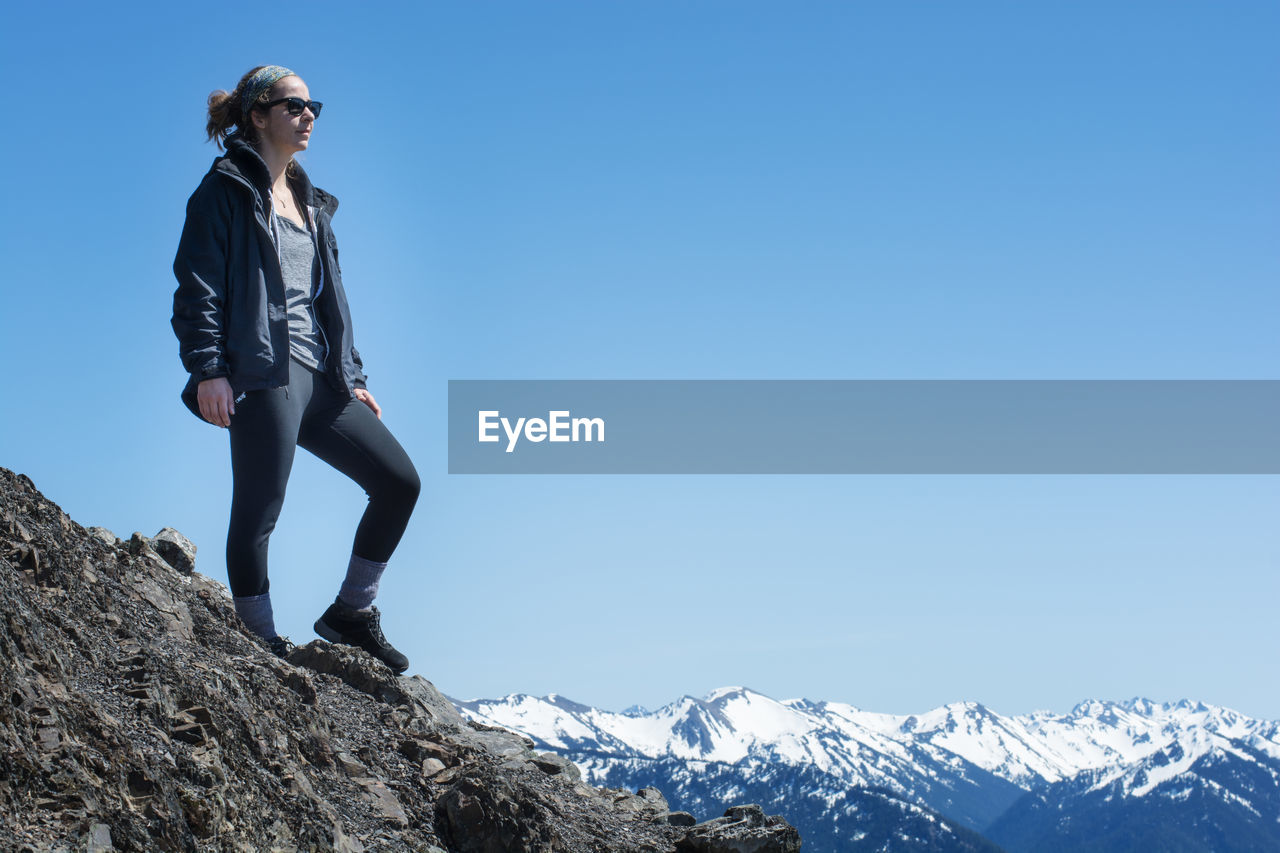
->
[[366, 607, 389, 648]]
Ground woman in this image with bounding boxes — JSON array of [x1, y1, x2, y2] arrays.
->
[[172, 65, 420, 673]]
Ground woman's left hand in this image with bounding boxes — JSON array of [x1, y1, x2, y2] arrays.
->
[[355, 388, 382, 420]]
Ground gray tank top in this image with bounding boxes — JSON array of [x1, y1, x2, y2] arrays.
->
[[275, 213, 328, 372]]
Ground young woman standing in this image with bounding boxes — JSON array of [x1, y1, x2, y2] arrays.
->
[[172, 66, 419, 673]]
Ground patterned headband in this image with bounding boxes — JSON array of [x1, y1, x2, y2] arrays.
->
[[241, 66, 296, 116]]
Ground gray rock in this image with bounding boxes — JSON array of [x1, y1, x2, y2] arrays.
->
[[128, 531, 171, 572], [465, 719, 536, 749], [86, 823, 114, 852], [677, 804, 802, 853], [289, 640, 407, 704], [401, 737, 459, 768], [130, 574, 195, 640], [531, 751, 582, 782], [335, 751, 369, 778], [331, 823, 367, 853], [399, 675, 467, 727], [611, 784, 670, 817], [86, 526, 121, 548], [458, 726, 536, 762], [637, 785, 669, 811], [436, 769, 560, 853], [151, 527, 197, 574], [666, 810, 698, 827], [355, 777, 409, 827]]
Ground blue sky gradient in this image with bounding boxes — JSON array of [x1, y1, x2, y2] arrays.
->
[[2, 2, 1276, 717]]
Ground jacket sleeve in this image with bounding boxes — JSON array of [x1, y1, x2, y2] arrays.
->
[[351, 345, 368, 389], [171, 198, 230, 381]]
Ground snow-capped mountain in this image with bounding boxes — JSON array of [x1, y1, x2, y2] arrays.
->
[[987, 738, 1280, 851], [452, 688, 1280, 852]]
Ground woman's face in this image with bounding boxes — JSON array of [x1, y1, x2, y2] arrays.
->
[[251, 75, 315, 157]]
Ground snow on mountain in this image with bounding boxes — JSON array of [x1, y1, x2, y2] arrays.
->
[[454, 688, 1280, 851], [455, 686, 1280, 798], [985, 736, 1280, 852]]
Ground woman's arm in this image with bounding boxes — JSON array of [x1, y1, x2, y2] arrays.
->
[[172, 191, 234, 426], [351, 345, 368, 389], [172, 205, 229, 378]]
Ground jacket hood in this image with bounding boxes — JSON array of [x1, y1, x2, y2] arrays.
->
[[213, 132, 338, 218]]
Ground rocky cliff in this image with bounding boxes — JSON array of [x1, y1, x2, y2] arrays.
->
[[0, 467, 800, 853]]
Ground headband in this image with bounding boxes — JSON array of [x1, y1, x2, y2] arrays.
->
[[241, 65, 296, 116]]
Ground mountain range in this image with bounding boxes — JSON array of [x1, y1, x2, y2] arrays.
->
[[454, 687, 1280, 852]]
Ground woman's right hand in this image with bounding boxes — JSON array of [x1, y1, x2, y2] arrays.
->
[[197, 377, 236, 427]]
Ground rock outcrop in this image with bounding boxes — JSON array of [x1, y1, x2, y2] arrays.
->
[[0, 467, 800, 852]]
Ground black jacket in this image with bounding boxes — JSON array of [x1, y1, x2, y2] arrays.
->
[[172, 133, 367, 420]]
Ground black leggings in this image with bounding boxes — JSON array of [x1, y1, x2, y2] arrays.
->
[[226, 357, 420, 598]]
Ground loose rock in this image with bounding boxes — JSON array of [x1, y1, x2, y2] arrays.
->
[[677, 804, 802, 853], [151, 527, 197, 574]]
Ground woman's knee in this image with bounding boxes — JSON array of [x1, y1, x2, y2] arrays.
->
[[378, 460, 420, 507], [230, 486, 288, 531], [398, 463, 422, 505]]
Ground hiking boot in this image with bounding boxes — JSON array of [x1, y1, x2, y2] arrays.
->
[[314, 597, 409, 674], [267, 635, 296, 659]]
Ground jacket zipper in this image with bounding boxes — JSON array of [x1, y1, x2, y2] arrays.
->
[[221, 171, 291, 395], [307, 202, 350, 396], [220, 170, 345, 398], [306, 203, 332, 370], [267, 188, 293, 402]]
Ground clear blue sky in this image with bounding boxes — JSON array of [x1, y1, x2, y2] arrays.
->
[[2, 2, 1276, 718]]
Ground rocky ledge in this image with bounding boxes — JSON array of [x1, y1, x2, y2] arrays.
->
[[0, 467, 800, 852]]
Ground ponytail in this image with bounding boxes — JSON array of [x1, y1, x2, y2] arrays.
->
[[205, 65, 282, 149]]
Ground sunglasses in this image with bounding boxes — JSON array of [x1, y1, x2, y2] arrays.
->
[[261, 97, 323, 118]]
